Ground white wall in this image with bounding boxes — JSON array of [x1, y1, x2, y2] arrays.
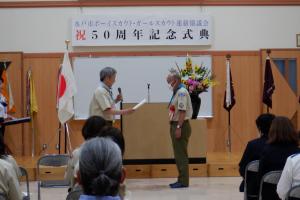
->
[[0, 6, 300, 52]]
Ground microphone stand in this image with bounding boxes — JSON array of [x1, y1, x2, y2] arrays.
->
[[147, 83, 150, 103], [120, 99, 123, 133]]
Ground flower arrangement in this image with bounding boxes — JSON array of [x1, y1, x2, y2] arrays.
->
[[178, 56, 217, 95]]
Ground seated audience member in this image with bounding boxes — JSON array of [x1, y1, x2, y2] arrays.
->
[[239, 113, 275, 192], [100, 126, 125, 156], [0, 133, 21, 179], [258, 116, 300, 198], [78, 137, 125, 200], [65, 116, 107, 190], [277, 130, 300, 199], [277, 153, 300, 199], [0, 159, 23, 200], [0, 133, 22, 200]]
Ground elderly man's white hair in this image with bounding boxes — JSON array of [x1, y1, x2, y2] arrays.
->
[[168, 68, 181, 81]]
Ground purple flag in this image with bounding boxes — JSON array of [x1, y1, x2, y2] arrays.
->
[[262, 58, 275, 108]]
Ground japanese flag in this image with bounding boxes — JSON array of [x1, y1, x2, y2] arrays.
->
[[57, 51, 77, 124]]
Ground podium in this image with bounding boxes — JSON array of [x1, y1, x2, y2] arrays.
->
[[1, 117, 31, 154], [2, 117, 31, 126]]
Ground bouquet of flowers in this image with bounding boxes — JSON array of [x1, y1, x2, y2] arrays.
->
[[179, 56, 217, 95]]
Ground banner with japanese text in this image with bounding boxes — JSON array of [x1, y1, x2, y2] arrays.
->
[[72, 15, 212, 46]]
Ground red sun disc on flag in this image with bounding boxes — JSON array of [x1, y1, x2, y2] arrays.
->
[[59, 75, 66, 98]]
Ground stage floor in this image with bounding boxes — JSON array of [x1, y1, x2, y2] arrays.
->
[[15, 152, 243, 181]]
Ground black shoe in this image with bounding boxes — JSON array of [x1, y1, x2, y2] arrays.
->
[[170, 182, 188, 189], [169, 182, 178, 187]]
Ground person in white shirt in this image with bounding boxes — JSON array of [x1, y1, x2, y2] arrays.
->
[[0, 128, 22, 200], [89, 67, 134, 126], [277, 152, 300, 199]]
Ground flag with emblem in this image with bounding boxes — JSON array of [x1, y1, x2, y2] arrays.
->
[[57, 51, 77, 124], [223, 58, 236, 112], [262, 56, 275, 108], [0, 61, 16, 113]]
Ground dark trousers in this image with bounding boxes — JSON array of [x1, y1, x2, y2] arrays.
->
[[170, 120, 191, 186]]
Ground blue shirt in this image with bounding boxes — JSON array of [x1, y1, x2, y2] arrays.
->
[[79, 195, 121, 200]]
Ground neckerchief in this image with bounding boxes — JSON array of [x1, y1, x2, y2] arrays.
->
[[168, 83, 185, 108]]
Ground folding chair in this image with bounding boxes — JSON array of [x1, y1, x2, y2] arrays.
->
[[66, 188, 82, 200], [244, 160, 260, 200], [286, 185, 300, 200], [19, 167, 30, 200], [259, 170, 282, 200], [37, 154, 70, 200]]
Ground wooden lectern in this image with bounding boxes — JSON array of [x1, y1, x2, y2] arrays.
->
[[122, 103, 207, 164]]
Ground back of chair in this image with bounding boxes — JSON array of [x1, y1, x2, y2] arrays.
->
[[259, 170, 282, 200], [37, 154, 69, 182], [19, 166, 30, 200], [66, 189, 83, 200], [244, 160, 260, 200], [287, 185, 300, 200], [37, 154, 70, 200], [0, 193, 6, 200], [37, 154, 70, 167]]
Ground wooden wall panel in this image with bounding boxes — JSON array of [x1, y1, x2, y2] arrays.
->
[[0, 52, 23, 155], [23, 57, 62, 155]]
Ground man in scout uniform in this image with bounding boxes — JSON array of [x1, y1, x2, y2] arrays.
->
[[89, 67, 134, 125], [166, 68, 192, 189]]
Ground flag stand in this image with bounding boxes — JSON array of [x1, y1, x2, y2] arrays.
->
[[64, 123, 67, 153], [227, 111, 232, 152], [57, 123, 69, 154], [224, 54, 235, 153], [58, 123, 62, 154], [31, 114, 35, 157]]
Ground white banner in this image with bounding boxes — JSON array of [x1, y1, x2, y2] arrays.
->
[[72, 15, 212, 46]]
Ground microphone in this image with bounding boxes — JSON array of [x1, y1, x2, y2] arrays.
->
[[118, 87, 122, 95], [117, 87, 123, 102]]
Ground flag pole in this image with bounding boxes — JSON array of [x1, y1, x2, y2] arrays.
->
[[266, 49, 271, 113], [64, 123, 67, 153], [64, 40, 70, 154], [29, 69, 36, 157], [226, 54, 232, 153], [58, 123, 61, 154]]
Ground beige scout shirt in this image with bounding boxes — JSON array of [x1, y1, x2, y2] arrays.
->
[[65, 147, 81, 188], [169, 87, 192, 121], [3, 156, 21, 178], [0, 159, 22, 200], [89, 84, 115, 121]]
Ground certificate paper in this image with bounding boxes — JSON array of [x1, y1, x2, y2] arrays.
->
[[133, 99, 147, 110]]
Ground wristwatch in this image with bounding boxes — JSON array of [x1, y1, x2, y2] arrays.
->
[[176, 124, 182, 129]]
